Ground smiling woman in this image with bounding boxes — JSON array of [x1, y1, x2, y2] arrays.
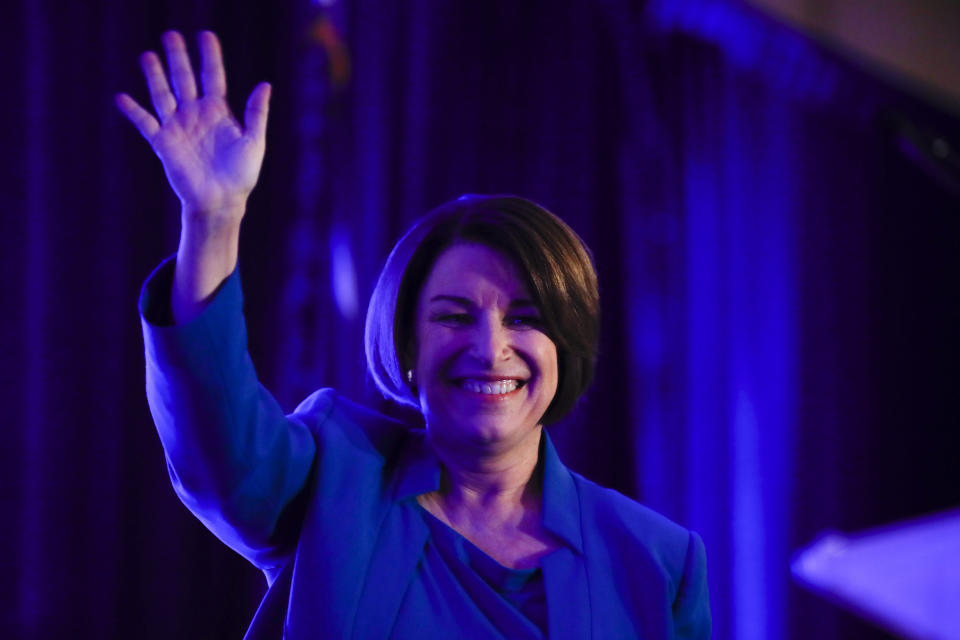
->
[[367, 196, 599, 426], [411, 241, 563, 571], [124, 30, 710, 639], [414, 243, 558, 445]]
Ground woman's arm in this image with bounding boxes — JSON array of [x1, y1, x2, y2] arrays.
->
[[116, 30, 270, 323], [140, 259, 319, 570], [124, 32, 315, 569]]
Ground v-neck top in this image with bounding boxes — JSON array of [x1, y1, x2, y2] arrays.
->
[[413, 505, 548, 637]]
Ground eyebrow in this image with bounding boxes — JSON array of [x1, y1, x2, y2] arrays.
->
[[429, 294, 537, 309]]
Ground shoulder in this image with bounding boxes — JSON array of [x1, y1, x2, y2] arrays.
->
[[572, 472, 695, 580], [571, 472, 711, 634], [290, 388, 412, 462], [573, 472, 688, 545], [552, 467, 711, 636]]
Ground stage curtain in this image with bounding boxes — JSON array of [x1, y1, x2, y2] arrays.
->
[[3, 0, 957, 638]]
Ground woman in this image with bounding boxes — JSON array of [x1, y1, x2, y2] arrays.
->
[[120, 31, 710, 639]]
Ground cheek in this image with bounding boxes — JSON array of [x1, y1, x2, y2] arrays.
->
[[546, 353, 559, 391], [414, 327, 457, 377], [530, 338, 559, 387]]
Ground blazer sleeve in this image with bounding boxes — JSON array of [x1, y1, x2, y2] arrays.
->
[[140, 257, 319, 572], [673, 530, 712, 639]]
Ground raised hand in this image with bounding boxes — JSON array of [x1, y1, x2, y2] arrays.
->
[[117, 31, 272, 323], [116, 31, 270, 223]]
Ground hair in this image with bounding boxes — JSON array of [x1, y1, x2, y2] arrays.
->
[[364, 194, 599, 425]]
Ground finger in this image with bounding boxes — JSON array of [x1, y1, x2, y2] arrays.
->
[[244, 82, 271, 142], [140, 51, 177, 120], [162, 31, 198, 102], [198, 31, 227, 98], [115, 93, 161, 140]]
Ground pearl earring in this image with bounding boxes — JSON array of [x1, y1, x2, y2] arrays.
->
[[406, 369, 414, 384]]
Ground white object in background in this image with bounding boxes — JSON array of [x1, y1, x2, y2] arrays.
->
[[792, 508, 960, 640]]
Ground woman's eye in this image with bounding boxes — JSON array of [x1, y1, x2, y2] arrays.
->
[[432, 313, 472, 325], [507, 315, 542, 328]]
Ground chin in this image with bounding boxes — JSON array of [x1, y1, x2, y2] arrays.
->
[[435, 410, 540, 449]]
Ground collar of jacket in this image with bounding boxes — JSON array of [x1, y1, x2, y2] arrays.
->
[[390, 429, 584, 555]]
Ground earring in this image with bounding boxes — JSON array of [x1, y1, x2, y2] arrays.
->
[[406, 369, 414, 384]]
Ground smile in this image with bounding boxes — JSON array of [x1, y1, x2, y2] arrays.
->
[[458, 378, 524, 395]]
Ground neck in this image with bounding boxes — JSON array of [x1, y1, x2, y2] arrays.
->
[[424, 425, 544, 527]]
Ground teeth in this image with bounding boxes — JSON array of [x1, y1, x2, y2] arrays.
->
[[460, 379, 520, 395]]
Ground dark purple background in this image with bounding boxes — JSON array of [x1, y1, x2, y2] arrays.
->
[[3, 0, 958, 638]]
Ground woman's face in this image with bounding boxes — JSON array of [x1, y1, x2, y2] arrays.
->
[[414, 243, 558, 453]]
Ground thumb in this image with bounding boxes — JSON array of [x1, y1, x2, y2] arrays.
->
[[244, 82, 271, 142]]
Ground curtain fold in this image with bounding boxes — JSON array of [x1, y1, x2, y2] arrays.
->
[[4, 1, 958, 638]]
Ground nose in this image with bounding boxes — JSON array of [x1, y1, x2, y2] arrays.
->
[[467, 315, 512, 366]]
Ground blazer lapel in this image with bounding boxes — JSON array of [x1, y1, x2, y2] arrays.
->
[[350, 502, 430, 639], [542, 547, 591, 639], [539, 433, 591, 638], [350, 433, 439, 639]]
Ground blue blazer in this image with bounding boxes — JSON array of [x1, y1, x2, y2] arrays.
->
[[141, 259, 711, 639]]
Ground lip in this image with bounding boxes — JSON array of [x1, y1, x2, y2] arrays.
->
[[449, 376, 529, 401], [453, 382, 525, 402], [450, 374, 527, 382]]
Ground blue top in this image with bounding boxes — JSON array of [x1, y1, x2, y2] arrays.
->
[[140, 257, 711, 639], [415, 504, 548, 637]]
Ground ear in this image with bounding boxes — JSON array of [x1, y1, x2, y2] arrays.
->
[[402, 336, 418, 386]]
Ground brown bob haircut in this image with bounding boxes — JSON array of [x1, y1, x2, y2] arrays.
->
[[364, 194, 599, 425]]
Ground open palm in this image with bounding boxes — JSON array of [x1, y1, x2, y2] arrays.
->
[[116, 31, 270, 218]]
